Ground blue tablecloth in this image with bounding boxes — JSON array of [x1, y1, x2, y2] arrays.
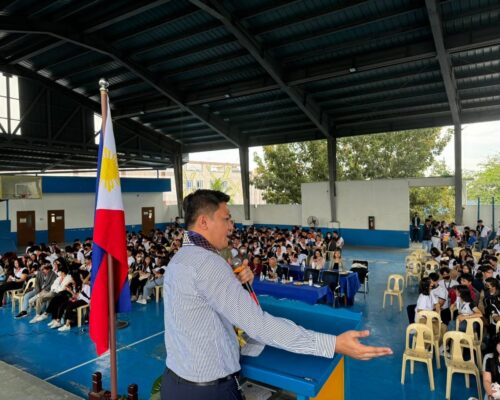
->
[[252, 279, 330, 305], [339, 272, 361, 305], [284, 265, 361, 305]]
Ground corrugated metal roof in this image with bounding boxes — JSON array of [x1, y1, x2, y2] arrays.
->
[[0, 0, 498, 171]]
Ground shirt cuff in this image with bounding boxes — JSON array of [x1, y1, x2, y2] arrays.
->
[[314, 332, 336, 358]]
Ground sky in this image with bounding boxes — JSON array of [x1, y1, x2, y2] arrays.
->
[[189, 120, 500, 174]]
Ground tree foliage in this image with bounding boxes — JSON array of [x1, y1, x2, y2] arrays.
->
[[465, 153, 500, 204], [253, 128, 450, 204], [409, 160, 455, 221]]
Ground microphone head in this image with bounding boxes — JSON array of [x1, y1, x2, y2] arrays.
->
[[230, 257, 242, 270]]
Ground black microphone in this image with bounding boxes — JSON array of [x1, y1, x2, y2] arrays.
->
[[230, 257, 259, 305]]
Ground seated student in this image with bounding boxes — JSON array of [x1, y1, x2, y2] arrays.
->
[[310, 249, 325, 270], [451, 284, 482, 333], [430, 247, 442, 262], [15, 261, 57, 319], [430, 272, 450, 325], [262, 256, 283, 280], [58, 270, 91, 332], [329, 249, 344, 271], [0, 258, 29, 307], [30, 265, 73, 324], [45, 270, 80, 329], [289, 252, 300, 266], [249, 255, 263, 276], [413, 277, 436, 323], [130, 255, 154, 301], [473, 271, 485, 294], [483, 333, 500, 399], [137, 268, 165, 305], [468, 230, 478, 248], [459, 273, 480, 303]]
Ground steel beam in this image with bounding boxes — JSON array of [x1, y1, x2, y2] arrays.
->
[[190, 0, 332, 139], [0, 63, 182, 154], [425, 0, 461, 126], [0, 16, 242, 147]]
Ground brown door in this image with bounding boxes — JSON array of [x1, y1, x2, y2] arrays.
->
[[48, 210, 65, 244], [142, 207, 155, 233], [16, 211, 35, 246]]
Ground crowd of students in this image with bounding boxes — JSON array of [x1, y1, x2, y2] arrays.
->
[[409, 239, 500, 398], [411, 214, 497, 252], [0, 224, 346, 329]]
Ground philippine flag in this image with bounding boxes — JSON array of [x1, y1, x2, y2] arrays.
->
[[90, 98, 131, 356]]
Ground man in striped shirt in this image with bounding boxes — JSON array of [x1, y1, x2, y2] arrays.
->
[[162, 190, 392, 400]]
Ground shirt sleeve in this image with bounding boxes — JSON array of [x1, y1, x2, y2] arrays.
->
[[195, 253, 336, 359]]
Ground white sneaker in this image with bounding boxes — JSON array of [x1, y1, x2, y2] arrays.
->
[[47, 320, 56, 327], [29, 315, 41, 324], [37, 314, 48, 322], [136, 299, 147, 305], [58, 324, 71, 332], [51, 321, 62, 329]]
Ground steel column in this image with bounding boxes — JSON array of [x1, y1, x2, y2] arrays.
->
[[327, 136, 337, 223], [173, 152, 184, 218], [239, 146, 251, 221], [454, 123, 463, 224]]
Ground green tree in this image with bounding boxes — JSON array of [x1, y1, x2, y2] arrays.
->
[[466, 153, 500, 204], [409, 160, 455, 221], [209, 176, 235, 204], [253, 128, 451, 204]]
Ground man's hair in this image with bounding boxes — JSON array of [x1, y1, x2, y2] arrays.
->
[[428, 272, 439, 282], [183, 189, 230, 229], [459, 273, 473, 283]]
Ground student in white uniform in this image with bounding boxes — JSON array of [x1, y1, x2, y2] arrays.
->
[[415, 277, 436, 322]]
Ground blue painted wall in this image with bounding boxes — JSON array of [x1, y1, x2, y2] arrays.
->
[[42, 176, 171, 193], [244, 223, 409, 248]]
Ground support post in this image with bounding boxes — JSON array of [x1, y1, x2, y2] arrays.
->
[[327, 136, 337, 223], [454, 123, 463, 225], [239, 146, 251, 222], [173, 152, 184, 219]]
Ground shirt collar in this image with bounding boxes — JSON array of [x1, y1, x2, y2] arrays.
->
[[183, 231, 219, 254]]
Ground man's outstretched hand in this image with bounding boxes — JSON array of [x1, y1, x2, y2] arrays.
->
[[335, 330, 393, 360]]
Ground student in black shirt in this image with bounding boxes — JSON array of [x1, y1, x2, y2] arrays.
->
[[483, 333, 500, 399]]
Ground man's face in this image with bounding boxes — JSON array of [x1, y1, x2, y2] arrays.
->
[[269, 257, 277, 267], [205, 203, 233, 250]]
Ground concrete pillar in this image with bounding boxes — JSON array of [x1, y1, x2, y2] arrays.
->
[[239, 146, 251, 222], [454, 123, 463, 224], [173, 152, 184, 218]]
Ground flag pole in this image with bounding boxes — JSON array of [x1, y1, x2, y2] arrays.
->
[[99, 78, 118, 400]]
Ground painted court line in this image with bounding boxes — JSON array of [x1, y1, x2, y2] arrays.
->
[[44, 330, 165, 382]]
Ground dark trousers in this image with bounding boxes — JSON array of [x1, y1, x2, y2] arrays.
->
[[46, 292, 70, 320], [130, 277, 147, 297], [64, 299, 87, 324], [160, 368, 244, 400], [0, 281, 24, 304], [411, 227, 420, 242]]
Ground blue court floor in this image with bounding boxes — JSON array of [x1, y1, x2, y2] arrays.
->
[[0, 247, 481, 400]]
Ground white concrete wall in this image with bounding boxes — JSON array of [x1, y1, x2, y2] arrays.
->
[[301, 179, 409, 230], [8, 192, 169, 232], [464, 205, 500, 230]]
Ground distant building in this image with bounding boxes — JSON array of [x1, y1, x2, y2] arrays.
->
[[119, 161, 265, 206]]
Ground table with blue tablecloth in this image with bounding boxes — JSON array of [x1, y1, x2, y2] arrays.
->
[[252, 278, 330, 305], [241, 296, 362, 400], [282, 266, 361, 305]]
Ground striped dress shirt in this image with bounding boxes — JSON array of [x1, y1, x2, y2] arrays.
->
[[163, 232, 337, 383]]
